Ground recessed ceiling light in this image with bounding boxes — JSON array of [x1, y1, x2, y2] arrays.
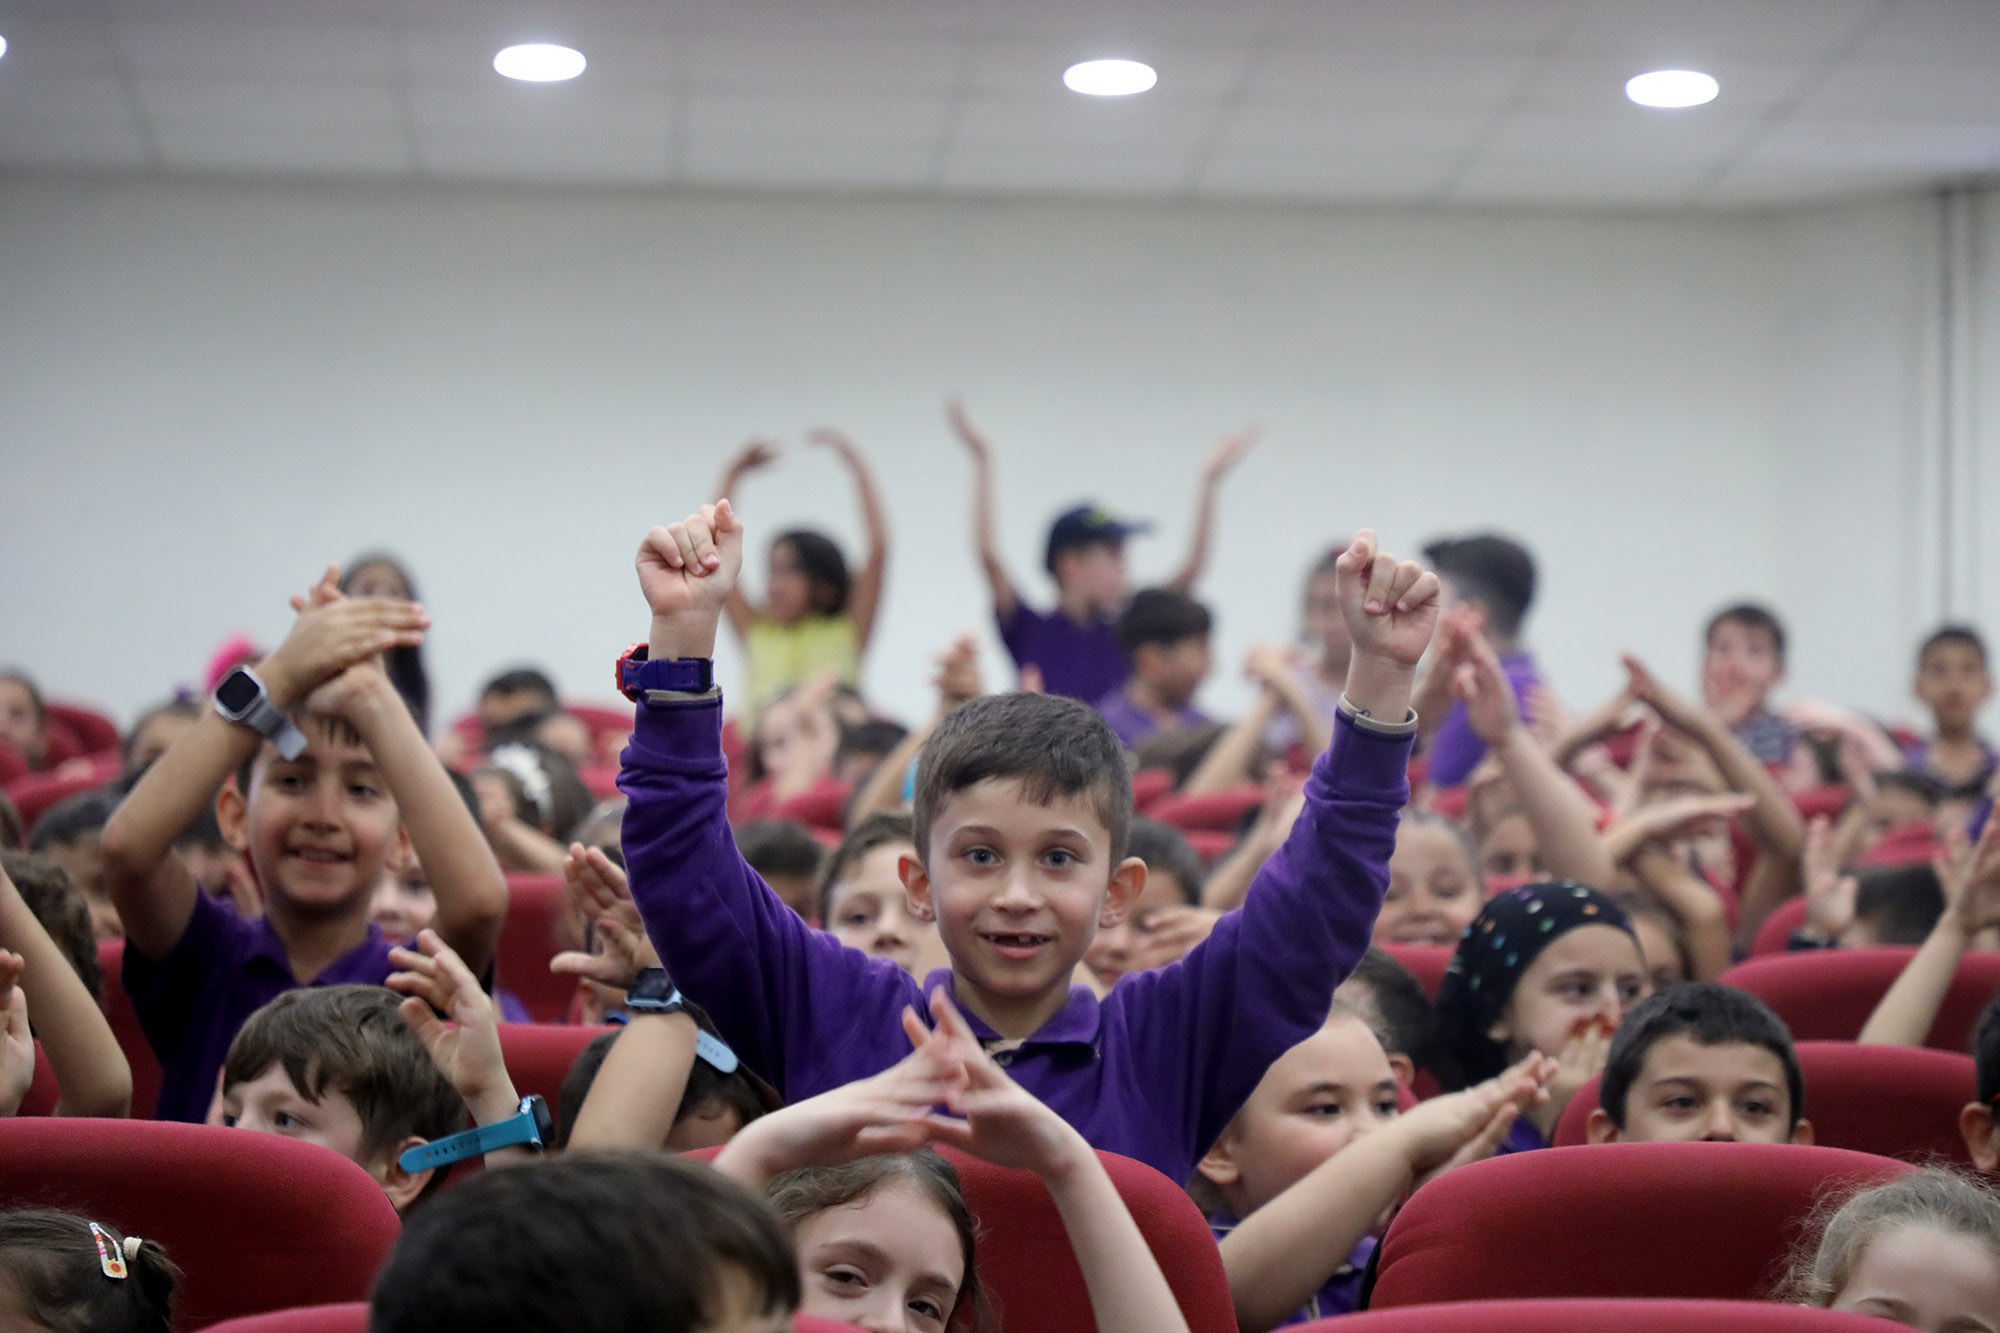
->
[[494, 43, 585, 83], [1625, 69, 1719, 108], [1062, 58, 1157, 97], [0, 35, 10, 61]]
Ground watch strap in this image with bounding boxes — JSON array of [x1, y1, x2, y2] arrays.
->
[[398, 1096, 548, 1173], [620, 648, 714, 699]]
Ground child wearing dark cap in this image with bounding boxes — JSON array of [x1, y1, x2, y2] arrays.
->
[[1432, 881, 1648, 1150], [1412, 532, 1542, 786], [947, 397, 1253, 703]]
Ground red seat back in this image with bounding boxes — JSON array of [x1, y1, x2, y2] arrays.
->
[[1720, 948, 2000, 1051], [7, 766, 113, 832], [47, 701, 122, 757], [100, 938, 165, 1119], [1131, 768, 1175, 813], [1791, 785, 1851, 822], [0, 1118, 400, 1328], [1372, 1142, 1908, 1307], [498, 873, 578, 1023], [1147, 785, 1265, 834], [1382, 944, 1455, 998], [1751, 898, 1811, 956], [1553, 1042, 1976, 1164], [19, 1041, 58, 1116], [496, 1022, 616, 1115], [1300, 1299, 1886, 1332], [207, 1305, 864, 1332]]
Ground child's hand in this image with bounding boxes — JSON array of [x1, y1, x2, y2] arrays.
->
[[1452, 631, 1523, 746], [1135, 905, 1224, 971], [549, 844, 661, 994], [1398, 1052, 1553, 1182], [1800, 816, 1858, 942], [261, 594, 430, 708], [946, 397, 992, 464], [1335, 530, 1441, 671], [721, 439, 781, 481], [1203, 425, 1260, 482], [1946, 815, 2000, 937], [0, 951, 31, 1117], [636, 500, 744, 655], [934, 634, 983, 711], [389, 929, 518, 1125], [1545, 1022, 1614, 1125], [1243, 643, 1297, 690], [806, 427, 864, 467], [287, 562, 345, 613], [921, 990, 1088, 1181], [1607, 790, 1754, 864], [1622, 654, 1711, 736]]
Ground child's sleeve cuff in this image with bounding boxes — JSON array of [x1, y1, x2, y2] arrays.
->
[[1336, 694, 1419, 736]]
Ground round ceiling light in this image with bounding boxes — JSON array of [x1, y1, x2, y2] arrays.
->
[[1062, 58, 1157, 97], [1625, 69, 1719, 108], [494, 43, 586, 82], [0, 35, 10, 61]]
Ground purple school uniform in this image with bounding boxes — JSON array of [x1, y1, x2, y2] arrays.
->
[[619, 694, 1411, 1185], [1425, 650, 1541, 787], [1208, 1212, 1374, 1323], [997, 600, 1129, 705], [124, 890, 398, 1122], [1095, 688, 1213, 751]]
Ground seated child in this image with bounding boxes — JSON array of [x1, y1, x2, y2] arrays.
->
[[1907, 625, 1996, 789], [621, 501, 1434, 1184], [473, 741, 594, 873], [1374, 811, 1483, 947], [102, 570, 506, 1121], [715, 991, 1189, 1333], [1413, 532, 1541, 787], [1856, 812, 2000, 1055], [0, 852, 128, 1115], [557, 998, 772, 1152], [1334, 946, 1434, 1087], [1616, 894, 1696, 990], [1262, 549, 1351, 761], [735, 819, 825, 924], [1432, 882, 1647, 1150], [1781, 1168, 2000, 1329], [818, 812, 937, 978], [0, 1209, 177, 1333], [1701, 602, 1800, 767], [833, 718, 909, 790], [478, 667, 560, 735], [1100, 588, 1216, 750], [0, 670, 55, 772], [1084, 817, 1212, 988], [1585, 981, 1811, 1145], [370, 859, 437, 944], [121, 699, 199, 779], [949, 397, 1253, 703], [715, 431, 889, 715], [1192, 1000, 1550, 1330], [370, 1149, 801, 1333], [28, 791, 118, 940]]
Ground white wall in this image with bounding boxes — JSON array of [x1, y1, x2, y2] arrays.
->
[[0, 173, 1964, 738]]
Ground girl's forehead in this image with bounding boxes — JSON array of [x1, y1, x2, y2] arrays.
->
[[1532, 922, 1642, 971]]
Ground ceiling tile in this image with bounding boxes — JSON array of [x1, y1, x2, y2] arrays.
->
[[950, 87, 1222, 151], [1558, 0, 1886, 62], [1736, 117, 2000, 173], [0, 122, 150, 170], [683, 90, 952, 143], [1194, 144, 1457, 200], [1448, 158, 1721, 206], [685, 32, 966, 92], [1211, 104, 1487, 156], [1845, 0, 2000, 66], [415, 127, 670, 182], [0, 16, 122, 77], [405, 79, 673, 135], [1260, 0, 1581, 51], [0, 73, 137, 131], [155, 124, 411, 174], [1517, 54, 1811, 115], [680, 136, 935, 187], [1474, 106, 1760, 170], [1246, 44, 1536, 108], [136, 78, 397, 133], [938, 140, 1199, 193], [115, 19, 394, 81], [1797, 60, 2000, 120]]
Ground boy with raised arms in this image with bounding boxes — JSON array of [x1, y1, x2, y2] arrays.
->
[[617, 498, 1436, 1183]]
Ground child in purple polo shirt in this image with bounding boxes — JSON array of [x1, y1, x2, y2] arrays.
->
[[618, 499, 1437, 1185], [947, 398, 1254, 703], [101, 567, 507, 1120], [1099, 587, 1216, 750], [1413, 532, 1543, 788]]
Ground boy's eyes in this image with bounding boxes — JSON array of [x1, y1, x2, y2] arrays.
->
[[1043, 848, 1079, 869], [838, 911, 875, 928]]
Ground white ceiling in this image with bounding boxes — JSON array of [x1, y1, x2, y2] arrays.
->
[[1, 0, 1998, 208]]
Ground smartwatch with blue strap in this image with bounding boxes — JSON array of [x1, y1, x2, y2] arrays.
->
[[399, 1095, 554, 1174]]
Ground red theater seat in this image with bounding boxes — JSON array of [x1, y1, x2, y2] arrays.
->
[[1131, 767, 1175, 812], [8, 767, 112, 831], [0, 1118, 400, 1328], [496, 1022, 617, 1114], [18, 1042, 58, 1116], [1148, 785, 1265, 833], [205, 1307, 369, 1333], [1371, 1142, 1907, 1307], [1383, 943, 1455, 998], [47, 701, 121, 757], [1299, 1299, 1885, 1332], [1751, 897, 1811, 955], [97, 939, 166, 1119], [498, 872, 577, 1024], [1553, 1042, 1976, 1164], [1720, 948, 2000, 1051]]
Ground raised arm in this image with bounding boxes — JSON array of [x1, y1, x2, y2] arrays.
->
[[0, 866, 129, 1115], [808, 428, 890, 653], [568, 1013, 702, 1151], [1859, 823, 2000, 1045], [389, 930, 531, 1166], [714, 440, 780, 639], [946, 398, 1020, 621], [1165, 427, 1257, 594], [102, 589, 429, 959]]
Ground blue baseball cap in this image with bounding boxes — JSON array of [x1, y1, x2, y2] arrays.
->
[[1044, 503, 1153, 574]]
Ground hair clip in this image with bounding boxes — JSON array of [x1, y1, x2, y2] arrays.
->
[[89, 1222, 128, 1280]]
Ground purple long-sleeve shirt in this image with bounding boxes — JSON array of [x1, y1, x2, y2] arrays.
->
[[620, 694, 1409, 1184], [1425, 649, 1541, 787]]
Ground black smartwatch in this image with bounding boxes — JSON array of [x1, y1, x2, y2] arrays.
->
[[625, 967, 687, 1015], [213, 666, 309, 760]]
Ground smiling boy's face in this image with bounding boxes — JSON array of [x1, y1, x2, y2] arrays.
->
[[1588, 1034, 1807, 1145], [904, 778, 1142, 1035]]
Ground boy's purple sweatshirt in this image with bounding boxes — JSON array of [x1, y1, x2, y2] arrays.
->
[[619, 694, 1410, 1185]]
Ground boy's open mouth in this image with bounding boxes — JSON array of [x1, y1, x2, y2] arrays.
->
[[288, 845, 351, 865], [982, 931, 1053, 959]]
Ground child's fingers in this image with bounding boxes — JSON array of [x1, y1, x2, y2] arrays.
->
[[663, 521, 697, 570], [1337, 529, 1377, 578], [0, 951, 22, 993], [686, 511, 721, 570], [920, 1114, 976, 1151], [3, 982, 28, 1037], [711, 497, 740, 537], [1363, 552, 1398, 614], [548, 950, 625, 985], [901, 1005, 932, 1051], [395, 994, 448, 1047]]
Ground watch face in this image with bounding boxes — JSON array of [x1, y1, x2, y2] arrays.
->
[[528, 1096, 556, 1145], [628, 969, 680, 1007], [215, 668, 261, 714]]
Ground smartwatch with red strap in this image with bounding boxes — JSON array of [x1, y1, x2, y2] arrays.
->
[[616, 643, 715, 701]]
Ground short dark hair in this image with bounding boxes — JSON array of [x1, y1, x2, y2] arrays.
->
[[482, 667, 558, 704], [222, 986, 465, 1179], [773, 529, 852, 616], [121, 698, 199, 767], [1599, 982, 1804, 1130], [1852, 864, 1944, 945], [815, 812, 916, 925], [1921, 624, 1989, 668], [27, 789, 115, 853], [1114, 588, 1213, 658], [554, 1004, 772, 1151], [0, 850, 100, 996], [836, 719, 909, 772], [1338, 947, 1434, 1061], [1872, 769, 1944, 811], [1422, 534, 1537, 639], [1705, 603, 1788, 664], [737, 820, 825, 882], [0, 1208, 178, 1333], [911, 693, 1131, 864], [371, 1151, 800, 1333], [1973, 985, 2000, 1104], [1123, 818, 1203, 905]]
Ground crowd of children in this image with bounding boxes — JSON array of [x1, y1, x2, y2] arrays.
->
[[4, 417, 2000, 1332]]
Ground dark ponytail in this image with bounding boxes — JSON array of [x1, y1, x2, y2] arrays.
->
[[0, 1209, 178, 1333]]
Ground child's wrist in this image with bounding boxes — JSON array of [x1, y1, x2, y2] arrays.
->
[[1343, 656, 1416, 722], [466, 1077, 524, 1128], [648, 612, 720, 662]]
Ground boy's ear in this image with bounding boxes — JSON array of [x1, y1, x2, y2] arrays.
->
[[1387, 1052, 1417, 1089], [1194, 1134, 1242, 1191], [1789, 1117, 1815, 1146], [215, 786, 251, 855], [384, 823, 414, 875], [1099, 857, 1148, 929], [1583, 1108, 1622, 1144], [899, 851, 935, 924], [1960, 1101, 2000, 1172], [376, 1138, 434, 1213]]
